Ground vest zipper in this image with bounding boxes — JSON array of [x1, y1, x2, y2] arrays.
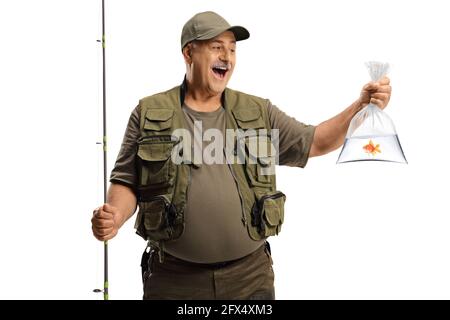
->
[[186, 164, 192, 201], [223, 115, 247, 227], [226, 162, 247, 226]]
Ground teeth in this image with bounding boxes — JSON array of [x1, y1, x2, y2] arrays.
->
[[214, 66, 228, 71]]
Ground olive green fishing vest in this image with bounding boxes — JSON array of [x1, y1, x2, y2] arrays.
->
[[134, 82, 286, 253]]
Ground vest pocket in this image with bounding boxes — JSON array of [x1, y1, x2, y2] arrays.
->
[[135, 195, 177, 241], [143, 198, 165, 231], [144, 109, 174, 131], [232, 106, 265, 129], [238, 134, 276, 187], [251, 191, 286, 237], [255, 157, 273, 184], [137, 136, 178, 187]]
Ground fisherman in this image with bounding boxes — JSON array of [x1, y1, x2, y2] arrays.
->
[[91, 11, 391, 299]]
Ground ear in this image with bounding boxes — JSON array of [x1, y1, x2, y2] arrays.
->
[[182, 44, 192, 63]]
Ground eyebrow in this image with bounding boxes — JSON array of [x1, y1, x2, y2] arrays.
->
[[211, 39, 236, 44]]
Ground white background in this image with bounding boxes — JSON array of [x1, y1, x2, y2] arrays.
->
[[0, 0, 449, 299]]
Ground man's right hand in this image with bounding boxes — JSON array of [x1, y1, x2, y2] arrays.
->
[[91, 203, 121, 241]]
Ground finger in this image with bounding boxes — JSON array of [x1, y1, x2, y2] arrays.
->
[[93, 226, 114, 237], [92, 224, 114, 234], [94, 233, 111, 242], [93, 228, 114, 238], [364, 77, 390, 91], [363, 82, 378, 91], [91, 218, 114, 229], [95, 208, 113, 219], [94, 229, 116, 242], [371, 92, 390, 101], [92, 206, 102, 216], [92, 214, 114, 223], [375, 85, 392, 93], [370, 98, 384, 108], [103, 203, 116, 214], [378, 76, 390, 85]]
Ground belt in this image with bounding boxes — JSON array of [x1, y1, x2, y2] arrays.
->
[[160, 244, 266, 270]]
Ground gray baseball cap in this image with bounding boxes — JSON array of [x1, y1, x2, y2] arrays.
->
[[181, 11, 250, 50]]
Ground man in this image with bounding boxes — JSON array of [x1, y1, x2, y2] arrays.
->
[[91, 11, 391, 300]]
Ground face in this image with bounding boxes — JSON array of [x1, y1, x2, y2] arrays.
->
[[184, 31, 236, 96]]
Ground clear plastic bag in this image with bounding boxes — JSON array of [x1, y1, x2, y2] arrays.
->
[[337, 61, 407, 164]]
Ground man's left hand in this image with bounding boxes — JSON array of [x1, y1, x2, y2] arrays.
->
[[359, 76, 391, 110]]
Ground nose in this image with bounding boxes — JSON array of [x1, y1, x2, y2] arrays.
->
[[219, 48, 232, 62]]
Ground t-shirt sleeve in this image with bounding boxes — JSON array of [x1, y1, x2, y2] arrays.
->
[[109, 105, 140, 191], [268, 101, 316, 168]]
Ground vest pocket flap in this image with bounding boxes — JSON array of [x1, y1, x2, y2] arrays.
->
[[146, 109, 174, 121], [233, 107, 261, 121], [144, 109, 174, 131], [137, 143, 173, 161], [143, 200, 166, 231], [232, 107, 265, 129]]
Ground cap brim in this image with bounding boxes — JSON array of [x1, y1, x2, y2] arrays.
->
[[227, 26, 250, 41], [196, 25, 250, 42]]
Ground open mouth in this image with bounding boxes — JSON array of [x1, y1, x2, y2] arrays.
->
[[212, 66, 228, 79]]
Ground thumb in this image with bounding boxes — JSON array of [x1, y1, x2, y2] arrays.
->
[[364, 81, 379, 91], [103, 203, 115, 214]]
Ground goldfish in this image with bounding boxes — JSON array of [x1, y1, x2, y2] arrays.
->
[[363, 139, 381, 156]]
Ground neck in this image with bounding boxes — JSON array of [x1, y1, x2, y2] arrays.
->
[[184, 81, 223, 112]]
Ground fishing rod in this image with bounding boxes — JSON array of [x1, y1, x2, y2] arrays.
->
[[93, 0, 109, 300]]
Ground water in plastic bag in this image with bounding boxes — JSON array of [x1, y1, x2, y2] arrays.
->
[[337, 62, 407, 164]]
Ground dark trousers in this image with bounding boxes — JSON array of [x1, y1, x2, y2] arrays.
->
[[141, 242, 275, 300]]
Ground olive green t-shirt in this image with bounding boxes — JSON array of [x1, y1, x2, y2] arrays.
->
[[110, 98, 315, 263]]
